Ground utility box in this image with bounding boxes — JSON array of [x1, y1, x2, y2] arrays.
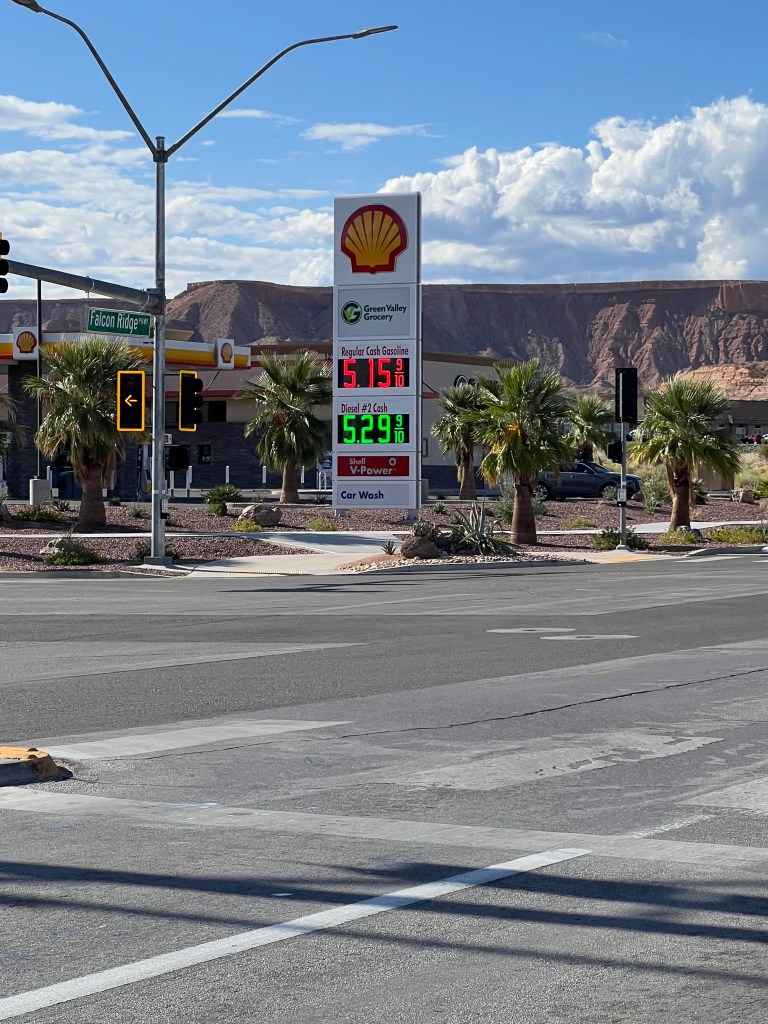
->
[[29, 478, 51, 505]]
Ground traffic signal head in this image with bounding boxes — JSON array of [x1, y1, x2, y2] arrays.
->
[[615, 367, 638, 424], [179, 370, 204, 431], [0, 233, 9, 294], [116, 370, 146, 432], [606, 439, 623, 463], [166, 445, 190, 471]]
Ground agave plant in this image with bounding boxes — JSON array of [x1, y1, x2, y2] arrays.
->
[[448, 503, 517, 556]]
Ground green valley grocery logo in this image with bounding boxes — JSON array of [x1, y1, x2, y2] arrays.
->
[[341, 300, 363, 325]]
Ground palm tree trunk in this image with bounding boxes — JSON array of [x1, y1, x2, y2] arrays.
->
[[669, 469, 691, 530], [458, 452, 477, 500], [77, 462, 106, 529], [511, 477, 537, 544], [281, 460, 300, 504]]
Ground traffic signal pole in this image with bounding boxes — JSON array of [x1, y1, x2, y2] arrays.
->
[[149, 140, 168, 564]]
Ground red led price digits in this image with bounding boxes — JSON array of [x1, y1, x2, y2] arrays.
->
[[337, 357, 410, 390]]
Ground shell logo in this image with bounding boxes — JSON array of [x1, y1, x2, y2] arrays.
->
[[219, 341, 233, 364], [340, 204, 408, 274], [15, 331, 37, 355]]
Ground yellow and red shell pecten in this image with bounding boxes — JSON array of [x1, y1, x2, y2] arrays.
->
[[340, 204, 408, 274], [15, 331, 37, 354]]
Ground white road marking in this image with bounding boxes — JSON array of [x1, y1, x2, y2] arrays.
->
[[0, 847, 588, 1021], [487, 627, 575, 634], [687, 775, 768, 811], [2, 792, 763, 870], [540, 633, 638, 640], [625, 814, 715, 838], [39, 719, 351, 760], [0, 641, 363, 684], [391, 732, 720, 790]]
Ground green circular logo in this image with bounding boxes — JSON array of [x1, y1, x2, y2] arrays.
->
[[341, 301, 362, 325]]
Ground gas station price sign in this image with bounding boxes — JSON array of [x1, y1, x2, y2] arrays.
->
[[337, 412, 410, 446], [337, 356, 410, 390]]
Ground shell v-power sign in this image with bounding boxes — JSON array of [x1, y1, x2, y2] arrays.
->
[[332, 194, 422, 513]]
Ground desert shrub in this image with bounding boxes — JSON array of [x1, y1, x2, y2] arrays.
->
[[493, 489, 515, 527], [379, 539, 399, 554], [444, 503, 517, 556], [312, 493, 331, 505], [203, 484, 242, 507], [231, 519, 263, 532], [592, 527, 649, 551], [734, 469, 762, 491], [14, 504, 63, 523], [108, 496, 122, 506], [531, 495, 548, 518], [433, 500, 446, 515], [435, 491, 446, 500], [707, 525, 768, 544], [128, 503, 147, 519], [598, 484, 618, 502], [654, 528, 701, 546], [49, 498, 72, 512], [562, 517, 598, 529], [641, 466, 670, 506], [412, 519, 434, 536], [43, 541, 102, 566], [306, 516, 337, 532]]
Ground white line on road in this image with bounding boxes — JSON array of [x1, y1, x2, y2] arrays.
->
[[0, 847, 588, 1021], [625, 814, 715, 838]]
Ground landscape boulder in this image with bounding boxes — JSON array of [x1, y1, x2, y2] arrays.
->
[[239, 504, 282, 526], [400, 535, 443, 560], [39, 536, 78, 556], [731, 488, 756, 504]]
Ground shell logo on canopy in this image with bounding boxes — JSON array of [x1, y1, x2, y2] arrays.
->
[[12, 327, 38, 360], [340, 204, 408, 274]]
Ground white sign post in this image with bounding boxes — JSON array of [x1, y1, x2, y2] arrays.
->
[[332, 194, 421, 517]]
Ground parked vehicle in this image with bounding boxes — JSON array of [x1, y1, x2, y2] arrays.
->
[[535, 461, 642, 500]]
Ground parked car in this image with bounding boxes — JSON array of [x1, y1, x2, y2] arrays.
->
[[535, 461, 642, 500]]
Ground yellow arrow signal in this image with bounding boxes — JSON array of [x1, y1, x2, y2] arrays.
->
[[124, 395, 137, 406]]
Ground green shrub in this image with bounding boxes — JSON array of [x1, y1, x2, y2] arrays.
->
[[654, 528, 701, 546], [312, 493, 332, 505], [493, 489, 515, 527], [707, 525, 768, 544], [231, 519, 263, 532], [14, 504, 64, 523], [412, 519, 434, 537], [444, 503, 517, 556], [203, 484, 242, 506], [692, 478, 708, 505], [108, 496, 122, 506], [43, 541, 102, 566], [379, 539, 399, 554], [562, 517, 598, 529], [531, 495, 548, 518], [306, 516, 337, 532], [640, 465, 670, 506], [433, 500, 446, 515], [128, 503, 147, 519], [49, 498, 72, 512], [598, 484, 618, 502], [592, 527, 649, 551], [208, 502, 229, 517], [435, 491, 446, 500]]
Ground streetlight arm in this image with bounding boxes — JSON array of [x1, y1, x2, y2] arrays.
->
[[165, 26, 397, 158], [10, 0, 158, 156]]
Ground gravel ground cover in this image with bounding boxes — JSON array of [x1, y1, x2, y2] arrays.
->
[[0, 495, 763, 573]]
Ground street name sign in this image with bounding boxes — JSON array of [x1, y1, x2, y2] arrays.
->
[[88, 307, 152, 338]]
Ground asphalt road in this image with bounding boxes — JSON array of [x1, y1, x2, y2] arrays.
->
[[1, 555, 767, 1022]]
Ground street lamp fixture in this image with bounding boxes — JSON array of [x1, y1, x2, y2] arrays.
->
[[9, 1, 397, 564]]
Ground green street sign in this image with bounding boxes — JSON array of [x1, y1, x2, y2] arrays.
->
[[87, 307, 152, 338]]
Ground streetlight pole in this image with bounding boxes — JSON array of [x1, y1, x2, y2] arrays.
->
[[10, 0, 397, 563]]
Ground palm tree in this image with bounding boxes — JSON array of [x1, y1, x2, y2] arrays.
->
[[630, 374, 741, 530], [567, 394, 614, 462], [0, 393, 24, 462], [431, 382, 484, 500], [24, 337, 146, 529], [470, 359, 573, 544], [238, 350, 332, 504]]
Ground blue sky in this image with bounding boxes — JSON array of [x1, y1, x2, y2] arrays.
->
[[2, 0, 768, 299]]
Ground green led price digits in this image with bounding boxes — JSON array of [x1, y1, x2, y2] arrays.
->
[[338, 413, 409, 445]]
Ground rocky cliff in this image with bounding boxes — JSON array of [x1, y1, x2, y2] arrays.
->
[[3, 278, 768, 388]]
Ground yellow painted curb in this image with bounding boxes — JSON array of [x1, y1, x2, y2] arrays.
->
[[0, 746, 62, 779]]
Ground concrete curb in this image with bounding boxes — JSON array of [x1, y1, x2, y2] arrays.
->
[[0, 747, 71, 786]]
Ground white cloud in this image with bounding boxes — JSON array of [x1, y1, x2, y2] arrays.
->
[[4, 94, 768, 297], [0, 93, 133, 142], [218, 108, 298, 125], [580, 32, 629, 49], [301, 122, 432, 151]]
